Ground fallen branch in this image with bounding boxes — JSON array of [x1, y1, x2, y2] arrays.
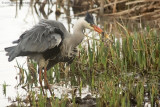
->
[[130, 9, 160, 20], [126, 0, 160, 5], [103, 6, 137, 16], [74, 0, 127, 16]]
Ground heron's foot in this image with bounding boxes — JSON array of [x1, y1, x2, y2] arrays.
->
[[43, 84, 54, 95], [44, 80, 53, 96]]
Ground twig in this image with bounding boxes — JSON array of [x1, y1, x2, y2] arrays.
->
[[100, 0, 104, 16], [15, 0, 18, 18], [113, 0, 117, 13], [39, 0, 48, 19]]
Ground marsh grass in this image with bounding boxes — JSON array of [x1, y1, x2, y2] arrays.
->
[[10, 26, 160, 107], [2, 82, 7, 97]]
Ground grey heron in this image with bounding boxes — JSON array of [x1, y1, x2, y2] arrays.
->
[[5, 13, 104, 95]]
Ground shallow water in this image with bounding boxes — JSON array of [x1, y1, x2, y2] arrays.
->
[[0, 4, 35, 107]]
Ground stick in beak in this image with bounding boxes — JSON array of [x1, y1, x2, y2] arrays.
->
[[102, 32, 109, 39], [105, 34, 109, 38], [93, 25, 103, 34]]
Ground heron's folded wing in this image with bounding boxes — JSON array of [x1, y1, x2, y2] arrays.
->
[[19, 33, 62, 52], [17, 21, 63, 53]]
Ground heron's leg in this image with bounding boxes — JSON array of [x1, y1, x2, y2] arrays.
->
[[64, 64, 70, 76], [44, 67, 53, 96], [38, 68, 45, 95]]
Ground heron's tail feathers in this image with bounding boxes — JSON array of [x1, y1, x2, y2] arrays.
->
[[4, 46, 17, 62]]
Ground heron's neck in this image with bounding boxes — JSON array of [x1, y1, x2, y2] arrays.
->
[[71, 18, 85, 47]]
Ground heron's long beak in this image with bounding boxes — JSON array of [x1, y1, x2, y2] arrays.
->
[[92, 25, 103, 34], [92, 25, 110, 39]]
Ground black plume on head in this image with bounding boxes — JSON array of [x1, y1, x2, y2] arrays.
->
[[85, 13, 95, 25]]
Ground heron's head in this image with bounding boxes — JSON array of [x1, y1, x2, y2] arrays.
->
[[84, 13, 103, 34]]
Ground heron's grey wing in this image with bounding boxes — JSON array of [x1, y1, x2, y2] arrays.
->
[[19, 33, 62, 52], [13, 20, 64, 44], [17, 21, 63, 52], [6, 20, 63, 61]]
